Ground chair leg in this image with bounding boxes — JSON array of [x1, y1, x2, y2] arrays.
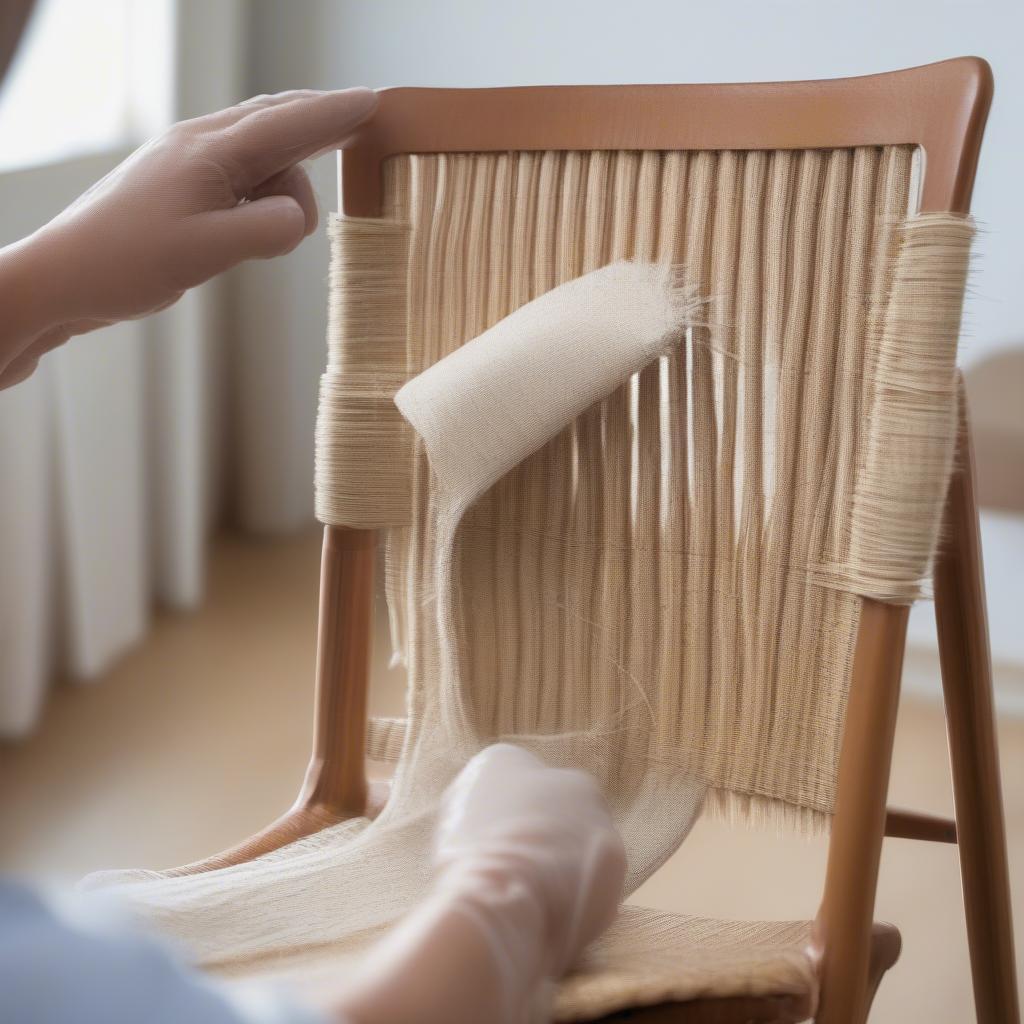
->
[[863, 923, 902, 1017], [164, 525, 378, 876], [934, 397, 1020, 1024], [814, 600, 908, 1024]]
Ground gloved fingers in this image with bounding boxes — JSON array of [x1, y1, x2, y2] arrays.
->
[[235, 88, 326, 110], [176, 195, 307, 286], [436, 744, 613, 856], [21, 325, 75, 359], [434, 745, 537, 849], [193, 89, 328, 131], [217, 88, 377, 191], [556, 830, 627, 972], [366, 777, 392, 819], [246, 164, 319, 237], [432, 742, 626, 978], [0, 352, 39, 389], [0, 90, 377, 369], [448, 742, 545, 795], [0, 322, 82, 388]]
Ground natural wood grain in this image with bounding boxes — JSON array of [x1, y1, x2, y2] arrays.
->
[[167, 526, 379, 875], [884, 807, 958, 844], [934, 388, 1021, 1023], [814, 601, 909, 1024], [340, 58, 991, 217]]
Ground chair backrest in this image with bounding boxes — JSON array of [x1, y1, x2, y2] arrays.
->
[[317, 59, 986, 835], [310, 59, 992, 1021]]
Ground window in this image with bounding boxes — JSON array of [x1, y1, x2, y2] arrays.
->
[[0, 0, 174, 172]]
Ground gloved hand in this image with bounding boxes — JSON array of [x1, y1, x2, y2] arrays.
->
[[0, 88, 377, 389], [329, 744, 626, 1024], [434, 743, 627, 981]]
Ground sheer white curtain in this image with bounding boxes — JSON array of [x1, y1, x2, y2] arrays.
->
[[0, 0, 269, 736], [0, 167, 224, 735]]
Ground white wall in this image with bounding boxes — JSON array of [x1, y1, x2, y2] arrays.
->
[[229, 5, 337, 532], [306, 0, 1021, 365]]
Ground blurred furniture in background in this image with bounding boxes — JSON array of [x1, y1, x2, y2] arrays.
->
[[968, 350, 1024, 514]]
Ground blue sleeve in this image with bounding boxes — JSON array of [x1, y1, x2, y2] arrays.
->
[[0, 880, 331, 1024]]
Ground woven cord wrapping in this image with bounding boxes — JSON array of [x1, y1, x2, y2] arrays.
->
[[314, 214, 412, 529], [814, 213, 975, 602]]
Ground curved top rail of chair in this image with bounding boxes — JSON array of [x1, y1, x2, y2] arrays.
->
[[339, 57, 992, 218]]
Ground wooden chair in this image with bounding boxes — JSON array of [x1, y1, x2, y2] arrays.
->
[[178, 58, 1016, 1024]]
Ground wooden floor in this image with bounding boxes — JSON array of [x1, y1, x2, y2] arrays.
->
[[1, 529, 1021, 1022]]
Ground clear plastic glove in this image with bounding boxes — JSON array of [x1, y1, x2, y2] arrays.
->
[[0, 87, 377, 388], [434, 743, 627, 980], [329, 744, 626, 1024]]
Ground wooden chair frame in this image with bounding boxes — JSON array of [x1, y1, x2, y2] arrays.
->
[[187, 59, 1016, 1024]]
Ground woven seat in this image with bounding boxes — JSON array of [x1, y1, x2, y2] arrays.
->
[[569, 909, 902, 1024], [557, 906, 817, 1022]]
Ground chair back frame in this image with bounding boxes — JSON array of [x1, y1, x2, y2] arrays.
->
[[308, 59, 1010, 1024]]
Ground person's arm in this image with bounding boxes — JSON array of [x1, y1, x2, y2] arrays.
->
[[0, 87, 377, 390], [0, 879, 328, 1024]]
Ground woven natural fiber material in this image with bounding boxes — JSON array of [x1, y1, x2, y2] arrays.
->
[[83, 258, 710, 1014], [85, 145, 974, 1021], [315, 215, 412, 528], [396, 261, 695, 502], [392, 259, 709, 822], [377, 147, 972, 833], [554, 906, 815, 1021], [365, 715, 407, 763], [814, 212, 974, 601]]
